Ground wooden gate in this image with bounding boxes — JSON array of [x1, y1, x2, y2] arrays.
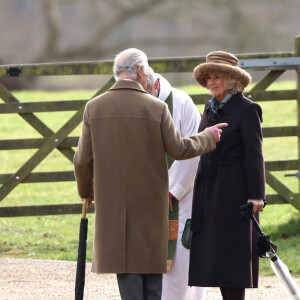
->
[[1, 36, 300, 217]]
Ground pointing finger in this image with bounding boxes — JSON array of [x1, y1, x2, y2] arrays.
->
[[216, 123, 228, 129]]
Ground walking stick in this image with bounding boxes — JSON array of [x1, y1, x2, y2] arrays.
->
[[75, 199, 88, 300]]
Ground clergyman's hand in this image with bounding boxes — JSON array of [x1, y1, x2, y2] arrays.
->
[[205, 123, 228, 142]]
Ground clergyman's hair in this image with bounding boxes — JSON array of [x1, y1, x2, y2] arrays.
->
[[113, 48, 149, 81], [147, 67, 156, 92]]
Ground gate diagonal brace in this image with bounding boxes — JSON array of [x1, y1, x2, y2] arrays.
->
[[0, 82, 75, 162], [265, 169, 300, 211], [0, 106, 85, 202], [0, 77, 116, 202]]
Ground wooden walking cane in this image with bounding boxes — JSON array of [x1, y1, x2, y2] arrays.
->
[[82, 198, 88, 219]]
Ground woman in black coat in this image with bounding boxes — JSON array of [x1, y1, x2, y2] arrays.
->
[[188, 51, 266, 300]]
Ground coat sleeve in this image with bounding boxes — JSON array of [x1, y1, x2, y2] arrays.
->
[[161, 103, 216, 161], [73, 104, 94, 197], [168, 98, 201, 200], [240, 102, 265, 199]]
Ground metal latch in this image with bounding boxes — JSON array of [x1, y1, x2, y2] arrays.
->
[[6, 67, 22, 77]]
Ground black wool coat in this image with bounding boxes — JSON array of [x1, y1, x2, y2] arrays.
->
[[188, 92, 265, 288]]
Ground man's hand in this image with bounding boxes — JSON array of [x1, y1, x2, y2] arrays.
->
[[247, 199, 264, 213], [80, 194, 94, 209], [205, 123, 228, 142]]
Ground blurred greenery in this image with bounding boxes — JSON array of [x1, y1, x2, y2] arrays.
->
[[0, 82, 299, 276]]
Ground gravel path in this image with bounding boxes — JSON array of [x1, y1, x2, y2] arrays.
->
[[0, 258, 299, 300]]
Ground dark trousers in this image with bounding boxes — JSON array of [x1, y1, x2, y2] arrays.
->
[[220, 287, 245, 300], [117, 273, 162, 300]]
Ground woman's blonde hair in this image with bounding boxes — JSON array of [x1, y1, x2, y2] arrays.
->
[[205, 73, 244, 95]]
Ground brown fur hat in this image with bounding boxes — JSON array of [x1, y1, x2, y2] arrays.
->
[[193, 51, 251, 89]]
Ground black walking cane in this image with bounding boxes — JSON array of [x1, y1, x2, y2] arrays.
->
[[75, 199, 89, 300], [240, 202, 300, 300]]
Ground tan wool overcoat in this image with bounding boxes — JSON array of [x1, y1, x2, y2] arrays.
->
[[74, 80, 216, 274]]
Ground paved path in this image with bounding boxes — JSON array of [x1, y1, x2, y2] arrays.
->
[[0, 258, 299, 299]]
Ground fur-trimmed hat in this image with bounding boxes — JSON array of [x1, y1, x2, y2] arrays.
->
[[193, 51, 251, 89]]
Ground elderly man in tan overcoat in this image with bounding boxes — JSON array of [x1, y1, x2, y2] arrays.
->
[[74, 48, 227, 300]]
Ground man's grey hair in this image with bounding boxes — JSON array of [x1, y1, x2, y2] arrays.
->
[[113, 48, 149, 81]]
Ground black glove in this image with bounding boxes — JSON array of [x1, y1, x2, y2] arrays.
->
[[240, 202, 253, 219]]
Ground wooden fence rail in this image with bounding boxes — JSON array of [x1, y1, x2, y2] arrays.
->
[[0, 35, 300, 217]]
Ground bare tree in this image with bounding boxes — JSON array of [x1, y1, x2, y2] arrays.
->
[[1, 0, 298, 65], [39, 0, 173, 61]]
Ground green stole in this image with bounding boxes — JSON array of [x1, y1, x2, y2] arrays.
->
[[165, 91, 179, 271]]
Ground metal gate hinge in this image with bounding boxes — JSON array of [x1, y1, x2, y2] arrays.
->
[[285, 171, 300, 179]]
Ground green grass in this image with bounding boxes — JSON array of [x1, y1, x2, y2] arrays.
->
[[0, 83, 300, 276], [0, 213, 95, 261]]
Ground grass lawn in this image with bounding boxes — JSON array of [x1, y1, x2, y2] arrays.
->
[[0, 82, 299, 276]]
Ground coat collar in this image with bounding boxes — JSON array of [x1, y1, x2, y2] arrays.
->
[[109, 80, 147, 94]]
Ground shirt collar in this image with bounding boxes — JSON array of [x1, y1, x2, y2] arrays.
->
[[213, 93, 232, 106], [155, 74, 172, 102], [122, 78, 135, 82], [210, 93, 232, 114]]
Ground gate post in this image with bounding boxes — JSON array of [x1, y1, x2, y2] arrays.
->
[[295, 35, 300, 192]]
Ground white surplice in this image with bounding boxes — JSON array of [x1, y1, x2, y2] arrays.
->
[[156, 74, 207, 300]]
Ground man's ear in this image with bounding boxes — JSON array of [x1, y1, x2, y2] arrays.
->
[[137, 65, 144, 78]]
